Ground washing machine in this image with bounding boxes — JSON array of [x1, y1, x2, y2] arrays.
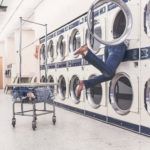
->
[[103, 0, 141, 132], [107, 66, 139, 132], [140, 59, 150, 136], [139, 0, 150, 136], [55, 67, 69, 105], [40, 43, 46, 65], [67, 71, 84, 113], [63, 17, 86, 113], [106, 0, 140, 49], [47, 67, 57, 97], [55, 16, 85, 113], [47, 31, 58, 64], [40, 68, 46, 82], [55, 26, 69, 62], [31, 76, 38, 83], [67, 15, 85, 61], [83, 3, 106, 55], [82, 4, 108, 121], [48, 26, 70, 107], [83, 68, 108, 121]]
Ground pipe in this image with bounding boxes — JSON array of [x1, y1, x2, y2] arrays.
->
[[44, 24, 48, 82], [22, 19, 45, 26], [19, 17, 22, 83]]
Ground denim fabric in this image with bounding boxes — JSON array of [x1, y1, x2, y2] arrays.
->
[[33, 87, 54, 102], [12, 86, 54, 103], [12, 87, 31, 99], [83, 43, 127, 89]]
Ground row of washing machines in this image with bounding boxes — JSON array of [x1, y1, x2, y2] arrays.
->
[[39, 0, 150, 136]]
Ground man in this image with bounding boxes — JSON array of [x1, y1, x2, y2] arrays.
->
[[74, 41, 128, 97]]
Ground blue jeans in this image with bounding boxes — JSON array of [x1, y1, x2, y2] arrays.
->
[[83, 43, 127, 89]]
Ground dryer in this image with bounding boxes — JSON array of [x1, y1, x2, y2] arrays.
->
[[51, 26, 70, 106], [83, 4, 106, 56], [47, 31, 58, 64], [83, 67, 107, 122], [106, 0, 140, 49], [67, 16, 85, 61], [140, 59, 150, 136], [139, 0, 150, 136], [82, 4, 107, 121], [67, 71, 84, 113], [31, 76, 37, 83], [40, 75, 46, 82], [107, 64, 140, 132], [105, 0, 141, 132], [40, 43, 46, 65], [47, 68, 57, 97], [55, 62, 69, 106], [55, 27, 69, 62], [60, 16, 85, 113], [40, 61, 46, 82]]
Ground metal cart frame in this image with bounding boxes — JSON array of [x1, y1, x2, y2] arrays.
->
[[10, 83, 57, 130]]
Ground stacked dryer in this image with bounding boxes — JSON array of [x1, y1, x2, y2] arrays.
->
[[54, 27, 69, 106], [105, 0, 141, 132], [139, 0, 150, 136], [40, 42, 46, 82], [83, 5, 108, 121], [66, 16, 85, 113], [47, 32, 57, 94]]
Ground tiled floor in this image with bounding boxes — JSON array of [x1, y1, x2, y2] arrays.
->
[[0, 90, 150, 150]]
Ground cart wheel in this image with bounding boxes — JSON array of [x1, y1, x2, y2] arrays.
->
[[12, 118, 16, 127], [52, 116, 56, 125], [32, 121, 37, 130]]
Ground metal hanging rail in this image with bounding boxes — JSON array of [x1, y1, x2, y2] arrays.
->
[[21, 38, 40, 51], [21, 18, 46, 26], [19, 17, 48, 83]]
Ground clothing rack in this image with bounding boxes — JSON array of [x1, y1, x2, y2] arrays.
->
[[19, 17, 48, 83]]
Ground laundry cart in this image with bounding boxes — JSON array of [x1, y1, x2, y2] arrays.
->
[[9, 83, 57, 130]]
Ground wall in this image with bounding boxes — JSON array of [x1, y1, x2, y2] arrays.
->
[[34, 0, 94, 38], [14, 29, 38, 77], [4, 0, 95, 85], [0, 42, 4, 87]]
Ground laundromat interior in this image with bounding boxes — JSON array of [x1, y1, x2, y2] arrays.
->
[[0, 0, 150, 149]]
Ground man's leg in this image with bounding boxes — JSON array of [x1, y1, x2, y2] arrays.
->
[[84, 43, 126, 77], [76, 43, 127, 96], [84, 50, 114, 76], [83, 74, 113, 89]]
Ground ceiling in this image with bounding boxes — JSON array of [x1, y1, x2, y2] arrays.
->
[[0, 0, 44, 41]]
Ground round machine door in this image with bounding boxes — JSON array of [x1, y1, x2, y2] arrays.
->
[[86, 21, 102, 53], [13, 76, 18, 83], [48, 75, 54, 83], [86, 75, 102, 109], [31, 77, 37, 83], [58, 75, 66, 100], [144, 0, 150, 37], [40, 75, 46, 83], [48, 75, 55, 92], [34, 77, 37, 83], [87, 0, 132, 45], [69, 75, 80, 104], [113, 10, 126, 39], [57, 35, 66, 60], [48, 40, 54, 62], [145, 79, 150, 114], [40, 44, 46, 61], [109, 73, 133, 115], [69, 29, 81, 57]]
